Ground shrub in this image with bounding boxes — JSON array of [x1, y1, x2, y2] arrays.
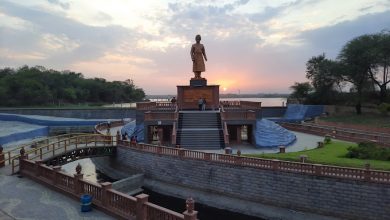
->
[[324, 135, 332, 144], [378, 103, 390, 116], [346, 142, 390, 161]]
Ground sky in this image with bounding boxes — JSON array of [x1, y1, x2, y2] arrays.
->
[[0, 0, 389, 95]]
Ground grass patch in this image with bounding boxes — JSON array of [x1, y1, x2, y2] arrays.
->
[[320, 114, 390, 128], [245, 141, 390, 171]]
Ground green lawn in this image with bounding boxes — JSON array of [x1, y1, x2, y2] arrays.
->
[[320, 113, 390, 128], [245, 141, 390, 171]]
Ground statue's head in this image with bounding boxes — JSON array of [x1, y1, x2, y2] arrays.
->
[[195, 34, 201, 42]]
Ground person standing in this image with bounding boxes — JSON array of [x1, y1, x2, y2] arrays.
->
[[198, 97, 203, 111], [202, 98, 206, 111]]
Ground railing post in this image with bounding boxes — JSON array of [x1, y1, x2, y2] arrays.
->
[[314, 164, 322, 176], [178, 148, 185, 158], [183, 197, 197, 220], [204, 153, 211, 161], [364, 163, 371, 181], [35, 160, 44, 176], [52, 165, 61, 186], [116, 131, 121, 146], [136, 193, 149, 220], [234, 154, 242, 165], [272, 159, 280, 171], [74, 163, 84, 196], [101, 182, 112, 207]]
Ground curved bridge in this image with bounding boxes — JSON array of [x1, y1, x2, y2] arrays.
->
[[11, 134, 116, 174], [45, 145, 116, 166]]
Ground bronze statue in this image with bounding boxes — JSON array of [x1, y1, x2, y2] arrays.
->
[[190, 34, 207, 79]]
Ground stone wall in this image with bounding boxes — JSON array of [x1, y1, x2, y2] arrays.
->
[[115, 146, 389, 220], [0, 108, 136, 119]]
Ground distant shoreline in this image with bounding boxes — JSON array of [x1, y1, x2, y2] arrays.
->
[[147, 94, 289, 99]]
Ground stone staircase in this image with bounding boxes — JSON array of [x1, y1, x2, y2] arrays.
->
[[176, 111, 225, 149]]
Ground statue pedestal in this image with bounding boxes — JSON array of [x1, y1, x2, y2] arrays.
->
[[177, 84, 219, 110], [190, 78, 207, 87]]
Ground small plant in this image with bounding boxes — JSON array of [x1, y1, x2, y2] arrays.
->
[[324, 135, 332, 144], [378, 103, 390, 116]]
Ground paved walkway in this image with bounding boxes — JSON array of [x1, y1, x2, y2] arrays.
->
[[0, 169, 114, 220]]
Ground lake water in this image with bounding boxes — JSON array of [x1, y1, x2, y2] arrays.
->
[[104, 97, 287, 108]]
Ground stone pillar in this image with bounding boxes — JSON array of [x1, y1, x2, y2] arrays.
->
[[0, 145, 4, 167], [35, 160, 44, 176], [101, 182, 112, 206], [236, 126, 242, 144], [364, 163, 371, 181], [19, 147, 27, 171], [157, 128, 163, 144], [116, 130, 121, 144], [52, 166, 61, 185], [74, 163, 84, 195], [178, 148, 185, 157], [183, 197, 197, 220], [136, 193, 149, 220]]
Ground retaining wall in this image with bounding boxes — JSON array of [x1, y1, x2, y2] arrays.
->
[[115, 146, 389, 220], [0, 127, 49, 145]]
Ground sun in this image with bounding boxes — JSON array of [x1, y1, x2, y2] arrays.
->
[[223, 87, 227, 92]]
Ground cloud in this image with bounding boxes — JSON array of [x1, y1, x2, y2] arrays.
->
[[300, 10, 390, 58], [0, 0, 390, 94], [47, 0, 70, 10]]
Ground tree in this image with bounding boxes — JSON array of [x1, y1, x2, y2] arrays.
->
[[0, 65, 145, 106], [289, 82, 313, 104], [338, 35, 374, 114], [306, 54, 342, 104], [367, 31, 390, 102]]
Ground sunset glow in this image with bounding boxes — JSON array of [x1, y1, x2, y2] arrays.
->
[[0, 0, 389, 94]]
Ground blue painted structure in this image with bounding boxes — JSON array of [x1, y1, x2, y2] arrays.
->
[[120, 121, 144, 142], [0, 113, 105, 145], [268, 104, 324, 123], [254, 119, 296, 147]]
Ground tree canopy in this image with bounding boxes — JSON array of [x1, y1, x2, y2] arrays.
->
[[290, 31, 390, 114], [0, 65, 145, 106]]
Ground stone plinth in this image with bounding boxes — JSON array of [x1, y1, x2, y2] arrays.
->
[[190, 78, 207, 87], [177, 85, 219, 110]]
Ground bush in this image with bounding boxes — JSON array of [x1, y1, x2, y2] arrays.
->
[[378, 103, 390, 116], [324, 135, 332, 144], [346, 142, 390, 161]]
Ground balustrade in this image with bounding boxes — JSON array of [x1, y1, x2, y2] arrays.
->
[[18, 158, 196, 220], [115, 141, 390, 184]]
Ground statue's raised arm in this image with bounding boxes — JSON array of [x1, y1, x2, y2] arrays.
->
[[190, 34, 207, 79]]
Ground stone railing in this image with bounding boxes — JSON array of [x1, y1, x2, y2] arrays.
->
[[117, 140, 390, 184], [221, 110, 256, 121], [144, 111, 176, 121], [220, 100, 261, 110], [18, 157, 197, 220], [137, 102, 176, 111], [282, 122, 390, 147]]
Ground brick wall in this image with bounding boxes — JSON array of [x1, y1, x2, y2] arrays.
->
[[115, 146, 390, 220]]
